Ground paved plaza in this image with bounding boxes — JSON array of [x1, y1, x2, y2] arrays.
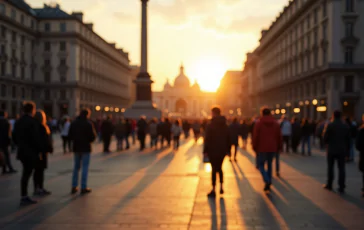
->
[[0, 136, 364, 230]]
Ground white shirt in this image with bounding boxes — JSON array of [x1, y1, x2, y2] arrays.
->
[[61, 121, 71, 136]]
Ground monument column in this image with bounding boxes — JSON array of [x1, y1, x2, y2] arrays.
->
[[124, 0, 161, 119]]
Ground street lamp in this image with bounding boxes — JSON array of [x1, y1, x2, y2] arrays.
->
[[305, 100, 310, 105], [275, 109, 280, 114], [312, 99, 318, 105], [317, 106, 327, 112], [115, 108, 120, 113], [281, 109, 286, 114], [286, 102, 291, 107], [293, 108, 300, 113], [299, 101, 304, 106], [343, 101, 349, 107], [104, 107, 110, 112], [121, 108, 126, 113], [95, 105, 101, 111]]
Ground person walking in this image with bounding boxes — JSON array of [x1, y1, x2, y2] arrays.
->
[[240, 119, 249, 149], [115, 118, 129, 151], [345, 117, 358, 162], [33, 110, 53, 196], [101, 116, 114, 153], [60, 117, 72, 154], [149, 119, 158, 149], [356, 115, 364, 197], [0, 110, 17, 174], [253, 107, 282, 192], [228, 118, 240, 161], [69, 109, 96, 195], [323, 110, 350, 193], [171, 120, 183, 150], [192, 120, 201, 143], [251, 116, 260, 168], [291, 118, 301, 153], [203, 107, 230, 198], [137, 116, 148, 151], [280, 116, 292, 153], [182, 120, 190, 139], [301, 119, 312, 156], [13, 101, 42, 205]]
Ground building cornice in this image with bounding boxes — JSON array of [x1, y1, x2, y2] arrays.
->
[[0, 14, 36, 36]]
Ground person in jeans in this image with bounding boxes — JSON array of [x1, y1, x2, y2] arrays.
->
[[13, 101, 42, 205], [69, 109, 96, 195], [0, 110, 17, 174], [60, 117, 71, 154], [253, 107, 282, 192], [301, 119, 312, 156], [228, 118, 240, 161], [101, 116, 114, 153], [33, 110, 53, 196], [171, 120, 183, 150], [280, 116, 292, 153], [203, 107, 230, 198]]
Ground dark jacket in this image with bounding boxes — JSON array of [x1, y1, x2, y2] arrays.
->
[[356, 126, 364, 172], [12, 114, 42, 162], [37, 124, 53, 169], [114, 122, 126, 139], [292, 121, 301, 139], [137, 119, 148, 137], [160, 121, 172, 137], [101, 120, 114, 137], [301, 122, 311, 137], [69, 116, 96, 153], [203, 116, 230, 159], [182, 121, 190, 132], [240, 123, 249, 139], [323, 119, 350, 156], [229, 122, 240, 145], [0, 118, 11, 148]]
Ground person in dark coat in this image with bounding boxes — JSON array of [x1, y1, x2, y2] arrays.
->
[[192, 120, 201, 143], [33, 110, 53, 196], [240, 119, 249, 149], [203, 107, 230, 198], [12, 101, 42, 205], [356, 115, 364, 197], [101, 116, 114, 153], [160, 118, 172, 147], [228, 118, 240, 161], [345, 117, 358, 162], [137, 116, 148, 151], [69, 109, 96, 195], [323, 110, 350, 193], [182, 120, 191, 139], [115, 118, 129, 151], [291, 118, 301, 153], [0, 110, 17, 174], [301, 119, 312, 155]]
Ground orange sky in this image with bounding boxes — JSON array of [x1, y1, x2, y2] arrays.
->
[[27, 0, 288, 92]]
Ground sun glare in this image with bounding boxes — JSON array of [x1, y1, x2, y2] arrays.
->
[[190, 57, 227, 92]]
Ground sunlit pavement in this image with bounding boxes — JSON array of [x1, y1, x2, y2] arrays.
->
[[1, 135, 364, 230]]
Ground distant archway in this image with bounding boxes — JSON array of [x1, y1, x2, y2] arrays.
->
[[175, 98, 187, 115]]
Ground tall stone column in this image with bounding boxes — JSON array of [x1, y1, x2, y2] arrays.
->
[[124, 0, 161, 119]]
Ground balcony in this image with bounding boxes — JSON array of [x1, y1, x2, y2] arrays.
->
[[341, 35, 359, 47], [340, 91, 360, 100]]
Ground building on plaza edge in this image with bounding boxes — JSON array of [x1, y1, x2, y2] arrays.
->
[[153, 64, 216, 119], [0, 1, 133, 119], [243, 0, 364, 120]]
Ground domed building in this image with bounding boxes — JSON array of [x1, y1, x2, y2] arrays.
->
[[153, 64, 216, 118]]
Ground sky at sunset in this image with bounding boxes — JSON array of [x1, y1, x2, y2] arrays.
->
[[27, 0, 288, 92]]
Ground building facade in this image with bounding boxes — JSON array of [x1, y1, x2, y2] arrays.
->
[[0, 0, 132, 118], [153, 64, 216, 119], [244, 0, 364, 120], [216, 70, 244, 117]]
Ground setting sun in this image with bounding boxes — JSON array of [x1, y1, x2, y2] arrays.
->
[[189, 57, 228, 92]]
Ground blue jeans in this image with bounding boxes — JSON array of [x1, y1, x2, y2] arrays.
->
[[349, 138, 355, 160], [275, 152, 280, 173], [72, 153, 91, 189], [258, 153, 274, 184], [301, 136, 311, 154], [117, 136, 130, 150]]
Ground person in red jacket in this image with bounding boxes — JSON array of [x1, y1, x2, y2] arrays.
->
[[253, 107, 282, 192]]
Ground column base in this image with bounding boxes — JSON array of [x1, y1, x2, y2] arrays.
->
[[124, 100, 161, 119]]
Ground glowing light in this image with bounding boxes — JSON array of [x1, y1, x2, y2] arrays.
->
[[204, 163, 212, 173], [281, 109, 286, 114], [286, 102, 291, 107], [115, 108, 120, 112], [229, 110, 234, 115], [95, 105, 101, 111], [299, 101, 304, 106], [317, 106, 327, 112], [312, 99, 318, 105], [189, 56, 228, 92], [271, 110, 275, 115], [305, 100, 310, 105], [343, 101, 348, 106], [293, 108, 300, 113], [110, 107, 114, 112], [121, 108, 125, 113], [275, 109, 280, 114], [104, 107, 110, 112]]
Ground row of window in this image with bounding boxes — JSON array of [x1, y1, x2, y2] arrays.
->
[[0, 84, 29, 99]]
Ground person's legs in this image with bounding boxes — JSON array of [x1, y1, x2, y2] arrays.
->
[[106, 136, 111, 152], [3, 147, 14, 172], [21, 160, 34, 197], [72, 153, 81, 189], [350, 138, 355, 161], [337, 154, 346, 191], [140, 135, 146, 150], [307, 136, 311, 155], [234, 144, 238, 159], [125, 135, 130, 149], [33, 164, 41, 192], [67, 136, 72, 152], [62, 136, 67, 153], [267, 153, 274, 185], [301, 137, 306, 154], [275, 152, 280, 175], [81, 153, 91, 190], [326, 155, 335, 188], [176, 136, 180, 149], [258, 153, 268, 183]]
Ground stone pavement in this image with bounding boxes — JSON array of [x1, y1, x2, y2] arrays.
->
[[0, 135, 364, 230]]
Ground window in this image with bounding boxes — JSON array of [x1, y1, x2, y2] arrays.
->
[[322, 24, 327, 40], [346, 23, 353, 37], [11, 49, 16, 58], [0, 4, 5, 15], [344, 76, 354, 92], [307, 53, 311, 70], [60, 75, 66, 83], [346, 0, 354, 12], [11, 64, 16, 77], [20, 14, 24, 24], [11, 9, 16, 19], [1, 26, 6, 38], [307, 34, 311, 47], [314, 29, 318, 45], [60, 90, 66, 100], [323, 48, 327, 64], [12, 86, 16, 98], [44, 72, 50, 83], [0, 61, 5, 76], [314, 8, 318, 24], [60, 59, 66, 66], [60, 41, 66, 51], [31, 20, 35, 29], [322, 0, 327, 17], [44, 59, 51, 66], [321, 79, 326, 94], [0, 84, 6, 97], [21, 67, 24, 79], [44, 42, 50, 51], [0, 44, 5, 55], [31, 68, 35, 81], [44, 90, 50, 100], [60, 23, 66, 32], [345, 47, 354, 64], [31, 89, 35, 99], [44, 23, 51, 32], [12, 31, 16, 42], [314, 50, 319, 67], [21, 35, 25, 46], [306, 14, 310, 29], [21, 87, 25, 99]]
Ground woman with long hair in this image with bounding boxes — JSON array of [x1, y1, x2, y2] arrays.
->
[[33, 110, 53, 196]]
